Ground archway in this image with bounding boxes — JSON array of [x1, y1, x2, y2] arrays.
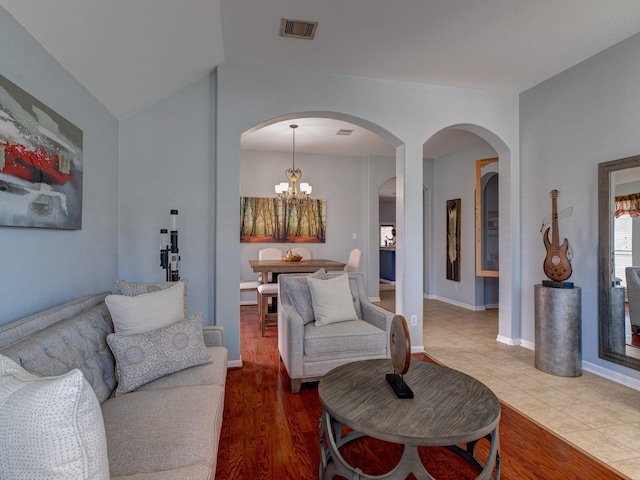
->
[[238, 113, 400, 315], [422, 124, 517, 346]]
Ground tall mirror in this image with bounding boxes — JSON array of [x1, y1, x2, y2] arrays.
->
[[598, 155, 640, 370], [475, 157, 499, 277]]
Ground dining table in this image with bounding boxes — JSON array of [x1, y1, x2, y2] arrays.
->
[[248, 258, 346, 284]]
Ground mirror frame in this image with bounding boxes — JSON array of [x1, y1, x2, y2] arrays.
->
[[598, 154, 640, 370], [475, 157, 499, 277]]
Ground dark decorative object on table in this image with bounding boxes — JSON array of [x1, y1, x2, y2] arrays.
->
[[386, 315, 414, 399]]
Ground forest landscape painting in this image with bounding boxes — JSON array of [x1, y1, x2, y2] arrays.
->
[[0, 74, 83, 229], [240, 197, 326, 243]]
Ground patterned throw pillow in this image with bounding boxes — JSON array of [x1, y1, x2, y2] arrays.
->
[[114, 278, 188, 317], [0, 354, 110, 479], [281, 268, 328, 325], [106, 313, 212, 395]]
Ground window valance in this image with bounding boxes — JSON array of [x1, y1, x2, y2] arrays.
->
[[615, 193, 640, 217]]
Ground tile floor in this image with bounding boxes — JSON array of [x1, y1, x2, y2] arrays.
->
[[424, 300, 640, 480], [420, 298, 640, 479]]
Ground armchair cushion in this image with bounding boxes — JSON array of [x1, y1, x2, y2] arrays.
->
[[308, 274, 358, 326], [303, 319, 386, 361]]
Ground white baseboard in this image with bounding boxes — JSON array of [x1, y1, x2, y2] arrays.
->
[[411, 345, 425, 354], [496, 334, 520, 346], [582, 361, 640, 391], [432, 295, 484, 311], [240, 300, 257, 306], [228, 358, 243, 368], [369, 296, 382, 302]]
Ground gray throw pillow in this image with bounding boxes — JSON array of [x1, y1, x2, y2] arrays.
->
[[282, 269, 327, 325], [106, 313, 211, 395]]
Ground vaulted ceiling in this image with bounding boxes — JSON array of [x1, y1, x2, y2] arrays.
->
[[3, 0, 640, 156]]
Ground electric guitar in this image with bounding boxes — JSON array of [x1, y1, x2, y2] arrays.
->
[[543, 189, 572, 281]]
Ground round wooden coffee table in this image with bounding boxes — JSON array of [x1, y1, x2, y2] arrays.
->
[[318, 359, 501, 479]]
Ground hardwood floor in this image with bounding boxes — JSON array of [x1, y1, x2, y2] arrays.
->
[[215, 305, 626, 479]]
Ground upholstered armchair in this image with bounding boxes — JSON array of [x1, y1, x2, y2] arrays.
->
[[277, 271, 393, 393], [626, 267, 640, 334]]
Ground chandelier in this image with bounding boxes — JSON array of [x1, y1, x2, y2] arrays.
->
[[275, 124, 312, 204]]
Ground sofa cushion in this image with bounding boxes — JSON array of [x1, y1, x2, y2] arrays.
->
[[0, 303, 117, 404], [308, 274, 358, 326], [135, 346, 227, 391], [0, 354, 110, 480], [114, 279, 188, 317], [107, 314, 212, 395], [102, 384, 224, 477], [106, 282, 185, 335], [303, 319, 386, 361]]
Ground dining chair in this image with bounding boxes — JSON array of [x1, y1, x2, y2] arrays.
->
[[257, 282, 279, 335], [346, 248, 362, 272], [239, 248, 283, 303], [259, 247, 284, 282], [291, 247, 312, 259]]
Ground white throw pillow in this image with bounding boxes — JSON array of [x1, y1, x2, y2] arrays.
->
[[0, 354, 110, 479], [105, 281, 185, 335], [307, 274, 358, 326]]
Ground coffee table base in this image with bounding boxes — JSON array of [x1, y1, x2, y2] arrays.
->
[[319, 411, 500, 480]]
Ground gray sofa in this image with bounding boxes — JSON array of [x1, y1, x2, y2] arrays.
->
[[0, 290, 227, 479], [278, 271, 393, 393]]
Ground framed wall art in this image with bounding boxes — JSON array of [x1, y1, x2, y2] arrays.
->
[[240, 197, 326, 243], [0, 74, 83, 229], [446, 198, 461, 281]]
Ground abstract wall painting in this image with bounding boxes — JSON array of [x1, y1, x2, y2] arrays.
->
[[240, 197, 326, 243], [446, 198, 461, 281], [0, 74, 83, 229]]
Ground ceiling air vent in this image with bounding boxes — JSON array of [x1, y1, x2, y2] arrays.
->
[[280, 18, 318, 40], [336, 129, 354, 136]]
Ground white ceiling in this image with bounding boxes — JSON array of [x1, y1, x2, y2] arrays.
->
[[3, 0, 640, 157]]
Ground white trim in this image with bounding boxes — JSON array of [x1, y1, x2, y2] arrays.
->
[[582, 361, 640, 392], [228, 358, 243, 368], [520, 339, 534, 350], [411, 345, 424, 354], [432, 295, 483, 311], [369, 296, 382, 302], [240, 300, 257, 306], [496, 334, 521, 346]]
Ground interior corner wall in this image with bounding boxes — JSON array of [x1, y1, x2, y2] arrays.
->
[[432, 140, 497, 309], [118, 76, 211, 319], [520, 31, 640, 382], [0, 7, 119, 325]]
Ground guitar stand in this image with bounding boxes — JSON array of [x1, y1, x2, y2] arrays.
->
[[386, 373, 414, 399]]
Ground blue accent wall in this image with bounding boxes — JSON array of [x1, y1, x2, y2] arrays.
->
[[0, 7, 119, 325]]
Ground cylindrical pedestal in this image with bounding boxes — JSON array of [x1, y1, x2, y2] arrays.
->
[[534, 285, 582, 377]]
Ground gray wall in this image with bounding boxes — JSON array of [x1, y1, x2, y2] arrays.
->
[[520, 31, 640, 382], [239, 149, 371, 302], [118, 76, 211, 318], [214, 63, 519, 362], [0, 7, 119, 325]]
